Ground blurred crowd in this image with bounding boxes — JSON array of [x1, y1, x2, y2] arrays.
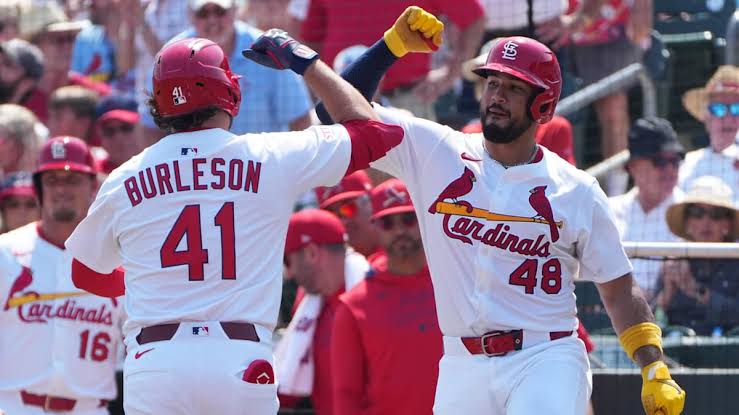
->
[[0, 0, 738, 413]]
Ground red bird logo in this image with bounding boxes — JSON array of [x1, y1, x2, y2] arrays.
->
[[428, 167, 477, 214], [3, 266, 33, 311], [528, 186, 559, 242]]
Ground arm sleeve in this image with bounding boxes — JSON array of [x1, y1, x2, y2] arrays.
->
[[300, 0, 327, 43], [433, 0, 485, 29], [331, 302, 366, 415], [577, 181, 633, 283], [272, 71, 313, 126], [65, 181, 123, 273], [71, 259, 125, 298], [266, 124, 352, 195]]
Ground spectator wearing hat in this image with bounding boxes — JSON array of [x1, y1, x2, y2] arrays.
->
[[278, 209, 370, 415], [315, 170, 382, 261], [0, 171, 38, 233], [0, 38, 44, 116], [331, 178, 442, 415], [679, 65, 739, 204], [94, 94, 143, 175], [0, 103, 44, 175], [656, 176, 739, 335], [47, 86, 100, 144], [0, 0, 23, 41], [460, 38, 576, 165], [609, 117, 685, 295]]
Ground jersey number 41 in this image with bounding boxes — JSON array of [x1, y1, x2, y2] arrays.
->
[[160, 203, 235, 281]]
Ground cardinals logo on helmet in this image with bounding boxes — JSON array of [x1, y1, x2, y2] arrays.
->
[[501, 40, 518, 60]]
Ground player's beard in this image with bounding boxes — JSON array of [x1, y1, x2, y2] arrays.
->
[[480, 105, 534, 144], [51, 207, 78, 222]]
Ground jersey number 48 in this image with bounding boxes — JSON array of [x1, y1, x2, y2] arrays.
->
[[160, 203, 236, 281]]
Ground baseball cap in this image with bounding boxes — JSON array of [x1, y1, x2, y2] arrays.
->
[[18, 2, 88, 41], [462, 38, 498, 82], [95, 94, 140, 126], [35, 136, 97, 176], [284, 209, 347, 256], [370, 179, 414, 220], [333, 45, 369, 74], [0, 171, 36, 201], [628, 117, 685, 160], [0, 38, 44, 81], [189, 0, 234, 10], [314, 170, 372, 209]]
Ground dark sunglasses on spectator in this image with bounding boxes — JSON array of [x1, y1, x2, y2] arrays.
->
[[377, 212, 417, 231], [648, 155, 681, 168], [326, 200, 358, 219], [195, 6, 228, 19], [685, 204, 733, 220], [44, 34, 77, 46], [707, 102, 739, 118], [101, 123, 135, 136]]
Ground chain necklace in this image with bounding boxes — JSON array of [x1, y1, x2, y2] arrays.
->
[[486, 144, 539, 169]]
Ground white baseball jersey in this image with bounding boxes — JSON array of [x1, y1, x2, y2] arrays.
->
[[65, 126, 351, 341], [370, 105, 632, 336], [678, 144, 739, 205], [0, 223, 125, 400]]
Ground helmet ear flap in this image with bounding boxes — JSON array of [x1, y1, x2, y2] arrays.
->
[[530, 91, 556, 124]]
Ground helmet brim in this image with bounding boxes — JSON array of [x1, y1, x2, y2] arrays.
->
[[472, 63, 549, 91]]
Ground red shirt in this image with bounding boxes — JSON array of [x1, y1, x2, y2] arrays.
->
[[461, 115, 576, 166], [569, 0, 630, 45], [331, 257, 442, 415], [301, 0, 483, 91]]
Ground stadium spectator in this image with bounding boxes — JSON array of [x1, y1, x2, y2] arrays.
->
[[278, 209, 369, 415], [299, 0, 485, 120], [679, 65, 739, 204], [0, 1, 22, 41], [460, 38, 576, 165], [331, 179, 442, 415], [609, 117, 684, 296], [0, 172, 38, 233], [658, 176, 739, 335], [70, 0, 134, 91], [0, 104, 43, 175], [567, 0, 652, 196], [240, 0, 292, 32], [138, 0, 313, 143], [47, 86, 100, 144], [315, 171, 382, 261], [93, 94, 143, 175], [0, 38, 44, 116]]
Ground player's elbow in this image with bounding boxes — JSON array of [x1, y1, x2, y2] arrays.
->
[[343, 120, 404, 175]]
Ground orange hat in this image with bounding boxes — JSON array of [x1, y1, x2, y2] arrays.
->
[[314, 170, 372, 209], [284, 209, 347, 256], [370, 179, 414, 220]]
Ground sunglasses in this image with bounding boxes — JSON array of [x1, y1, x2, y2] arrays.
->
[[195, 6, 228, 19], [707, 102, 739, 118], [43, 34, 77, 46], [101, 123, 135, 137], [376, 212, 417, 231], [648, 155, 681, 168], [326, 200, 359, 219], [685, 204, 733, 220]]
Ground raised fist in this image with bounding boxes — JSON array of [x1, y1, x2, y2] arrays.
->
[[242, 29, 319, 75], [383, 6, 444, 58]]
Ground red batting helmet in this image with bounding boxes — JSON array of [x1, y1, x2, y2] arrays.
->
[[33, 136, 96, 198], [152, 38, 241, 118], [473, 36, 561, 124]]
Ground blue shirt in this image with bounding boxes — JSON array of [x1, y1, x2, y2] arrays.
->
[[71, 25, 135, 93], [141, 21, 312, 134]]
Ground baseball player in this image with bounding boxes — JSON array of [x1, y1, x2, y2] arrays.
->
[[63, 36, 403, 415], [332, 178, 442, 414], [308, 7, 686, 415], [0, 136, 125, 414]]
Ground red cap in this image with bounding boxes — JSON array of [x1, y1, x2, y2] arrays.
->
[[285, 209, 347, 256], [314, 170, 372, 209], [0, 172, 36, 201], [97, 109, 140, 126], [35, 136, 96, 175], [370, 179, 414, 220]]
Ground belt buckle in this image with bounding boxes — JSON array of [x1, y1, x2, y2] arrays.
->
[[480, 331, 509, 357]]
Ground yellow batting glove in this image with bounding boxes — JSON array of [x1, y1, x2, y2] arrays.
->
[[383, 6, 444, 58], [641, 361, 685, 415]]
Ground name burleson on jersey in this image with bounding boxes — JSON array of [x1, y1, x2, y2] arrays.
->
[[124, 158, 262, 207]]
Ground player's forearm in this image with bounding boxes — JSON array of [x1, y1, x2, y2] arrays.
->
[[72, 259, 125, 298], [597, 273, 663, 367], [316, 39, 398, 124], [303, 60, 379, 123]]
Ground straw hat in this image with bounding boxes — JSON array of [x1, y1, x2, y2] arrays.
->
[[682, 65, 739, 121], [462, 38, 499, 82], [666, 176, 739, 240], [18, 2, 88, 42]]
